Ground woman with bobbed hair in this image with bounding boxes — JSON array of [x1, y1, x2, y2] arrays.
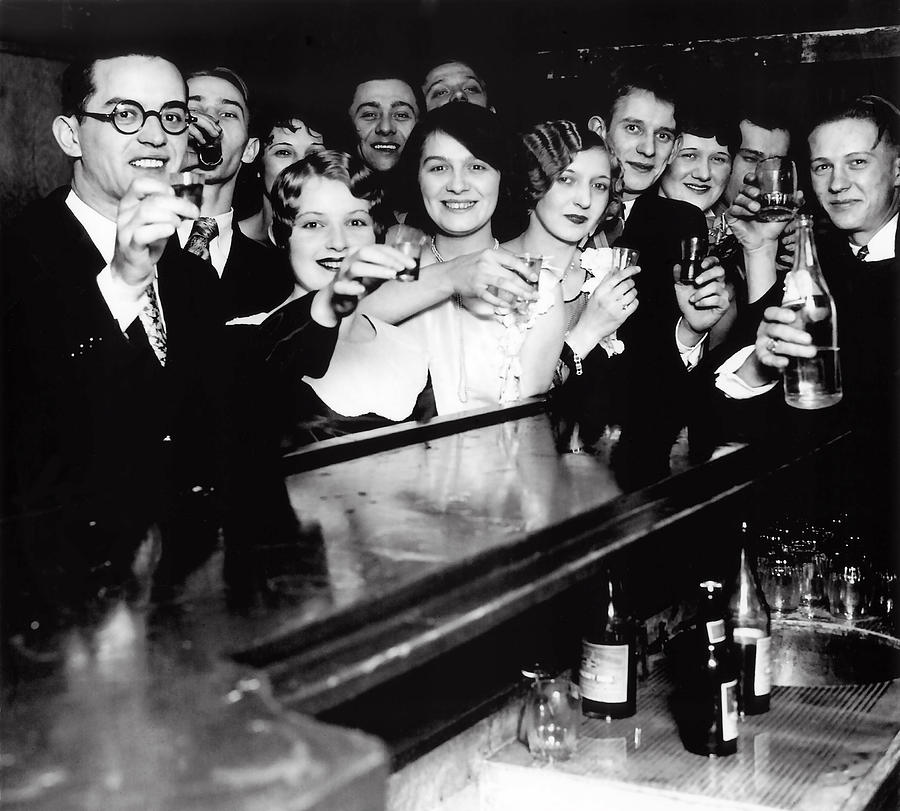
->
[[361, 103, 565, 414], [506, 119, 639, 387], [262, 149, 429, 442], [238, 109, 327, 246]]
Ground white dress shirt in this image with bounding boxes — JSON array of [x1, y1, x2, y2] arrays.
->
[[67, 189, 164, 333], [850, 213, 898, 262], [177, 209, 234, 278]]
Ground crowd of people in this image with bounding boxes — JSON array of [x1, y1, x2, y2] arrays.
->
[[1, 49, 897, 543]]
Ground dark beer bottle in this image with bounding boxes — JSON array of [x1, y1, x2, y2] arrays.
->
[[684, 580, 738, 757], [728, 527, 772, 715], [579, 572, 637, 719]]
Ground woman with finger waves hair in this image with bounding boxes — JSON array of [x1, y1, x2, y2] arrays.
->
[[506, 120, 639, 389]]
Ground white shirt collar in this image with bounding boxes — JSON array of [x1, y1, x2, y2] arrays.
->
[[177, 208, 234, 278], [65, 188, 117, 264], [850, 213, 897, 262], [622, 198, 637, 221]]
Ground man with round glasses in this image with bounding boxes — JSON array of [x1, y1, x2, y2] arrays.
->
[[1, 53, 227, 537]]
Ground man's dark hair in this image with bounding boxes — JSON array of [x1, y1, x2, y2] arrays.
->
[[813, 94, 900, 152], [186, 67, 251, 119], [346, 68, 421, 118], [736, 94, 793, 138], [60, 58, 97, 117], [605, 63, 678, 123], [61, 53, 185, 119]]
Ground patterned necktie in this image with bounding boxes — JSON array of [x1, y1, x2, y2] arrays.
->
[[606, 214, 626, 247], [856, 245, 869, 263], [138, 282, 167, 366], [185, 217, 219, 263]]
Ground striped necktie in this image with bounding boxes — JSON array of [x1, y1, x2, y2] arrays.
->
[[185, 217, 219, 263], [138, 282, 167, 365]]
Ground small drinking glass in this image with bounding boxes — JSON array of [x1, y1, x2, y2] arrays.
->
[[523, 676, 581, 763], [509, 253, 542, 318], [678, 235, 707, 285], [168, 171, 203, 208], [388, 225, 427, 282], [758, 555, 800, 615], [610, 246, 640, 273], [827, 565, 871, 621], [795, 550, 830, 617], [756, 157, 797, 222]]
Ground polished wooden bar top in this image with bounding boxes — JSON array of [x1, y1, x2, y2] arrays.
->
[[1, 400, 856, 806]]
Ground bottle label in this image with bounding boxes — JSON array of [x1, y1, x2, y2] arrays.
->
[[721, 680, 738, 742], [706, 619, 726, 644], [755, 635, 772, 696], [733, 628, 772, 697], [579, 641, 629, 703]]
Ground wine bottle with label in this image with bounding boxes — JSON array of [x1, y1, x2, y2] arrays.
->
[[579, 572, 637, 719], [681, 580, 738, 757], [729, 525, 772, 715]]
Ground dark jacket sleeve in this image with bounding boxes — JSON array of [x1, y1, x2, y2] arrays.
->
[[258, 295, 339, 380]]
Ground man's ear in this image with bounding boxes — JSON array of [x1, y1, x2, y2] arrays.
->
[[241, 136, 260, 165], [52, 115, 83, 158], [587, 116, 607, 138]]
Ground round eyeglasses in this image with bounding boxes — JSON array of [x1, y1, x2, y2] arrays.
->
[[79, 100, 195, 135]]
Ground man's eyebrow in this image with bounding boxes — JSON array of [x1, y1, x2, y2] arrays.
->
[[390, 100, 416, 111], [354, 101, 381, 115], [424, 74, 481, 95], [740, 148, 765, 157], [189, 95, 245, 114]]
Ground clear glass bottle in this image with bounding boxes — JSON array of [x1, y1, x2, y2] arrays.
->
[[781, 214, 842, 409], [579, 572, 637, 719], [728, 526, 772, 715]]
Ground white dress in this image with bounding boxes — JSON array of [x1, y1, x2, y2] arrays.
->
[[303, 315, 429, 421]]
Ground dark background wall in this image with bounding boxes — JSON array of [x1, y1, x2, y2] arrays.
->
[[0, 0, 897, 223]]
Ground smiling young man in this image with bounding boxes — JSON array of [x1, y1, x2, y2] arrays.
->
[[348, 75, 419, 174], [183, 67, 292, 320], [1, 53, 227, 527], [584, 66, 732, 484]]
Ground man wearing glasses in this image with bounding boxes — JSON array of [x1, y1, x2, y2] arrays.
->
[[1, 54, 226, 533]]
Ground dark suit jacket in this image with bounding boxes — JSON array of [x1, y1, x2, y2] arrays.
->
[[1, 186, 225, 525], [219, 223, 293, 321], [605, 194, 709, 482]]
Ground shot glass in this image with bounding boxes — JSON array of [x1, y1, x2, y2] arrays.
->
[[678, 235, 708, 285], [168, 171, 204, 208], [756, 157, 797, 223], [611, 247, 640, 273], [388, 225, 427, 282], [523, 677, 581, 763]]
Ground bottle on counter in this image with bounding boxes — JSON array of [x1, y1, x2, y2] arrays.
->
[[728, 525, 772, 715], [681, 580, 738, 757], [579, 571, 637, 719], [780, 214, 842, 409]]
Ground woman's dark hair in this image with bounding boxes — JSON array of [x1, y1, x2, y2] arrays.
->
[[516, 120, 622, 226], [270, 149, 384, 248], [675, 102, 741, 155], [394, 103, 517, 238]]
